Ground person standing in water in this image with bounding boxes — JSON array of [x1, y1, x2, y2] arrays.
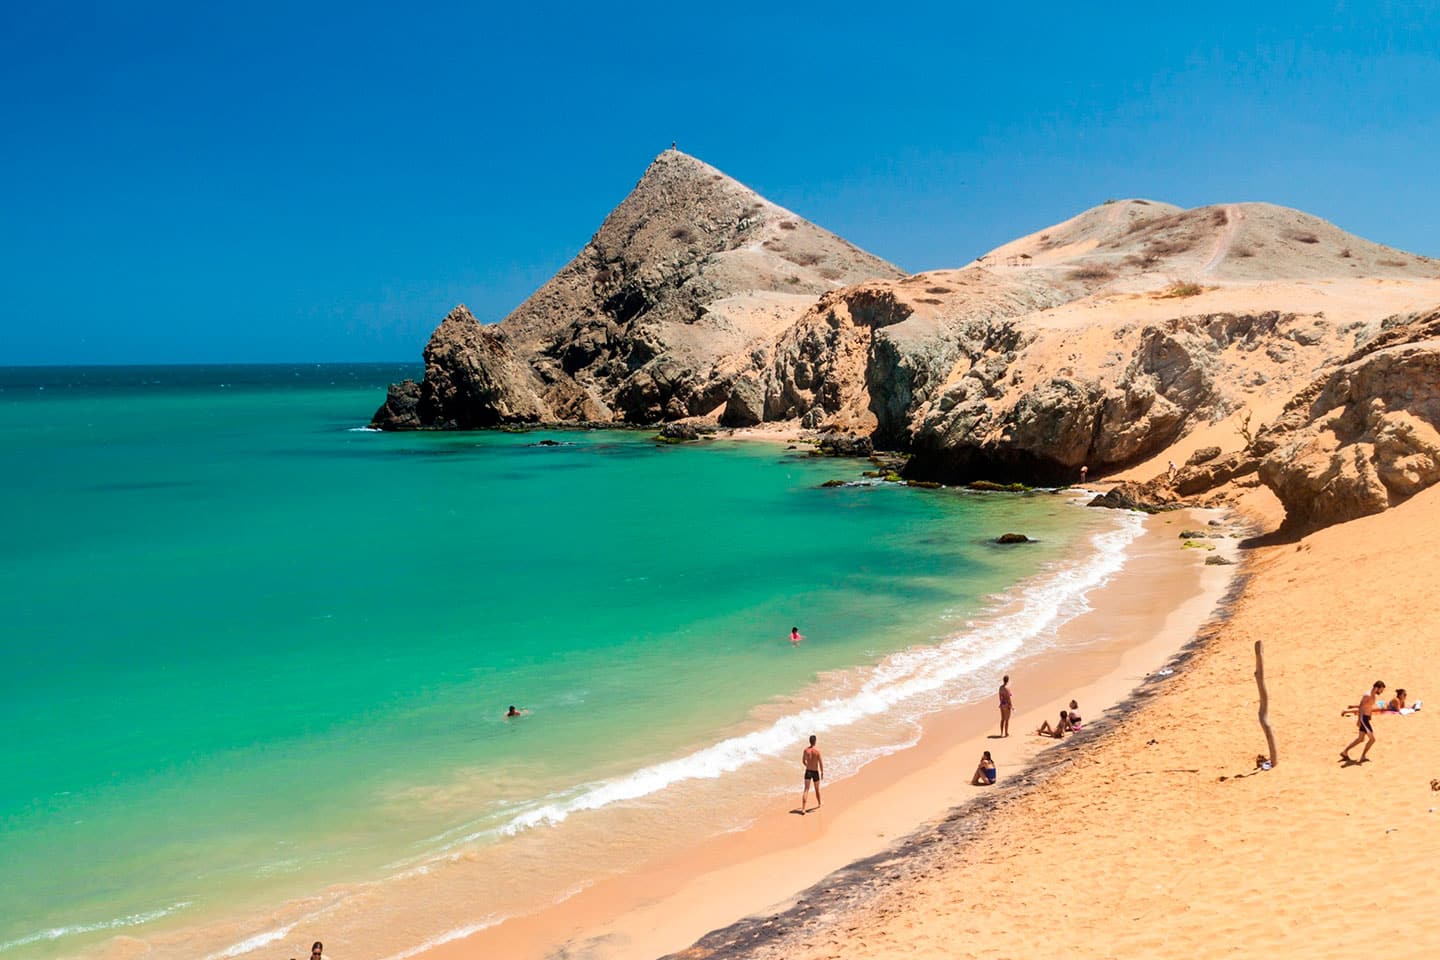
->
[[799, 735, 824, 813], [998, 675, 1013, 737], [790, 626, 804, 647]]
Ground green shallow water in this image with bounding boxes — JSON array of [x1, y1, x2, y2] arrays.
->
[[0, 365, 1108, 957]]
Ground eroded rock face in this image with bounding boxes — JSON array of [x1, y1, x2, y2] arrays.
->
[[1255, 331, 1440, 529], [902, 313, 1298, 484], [374, 175, 1440, 535], [371, 150, 903, 430]]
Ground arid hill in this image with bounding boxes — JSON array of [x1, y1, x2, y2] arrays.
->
[[371, 150, 903, 429], [373, 154, 1440, 530]]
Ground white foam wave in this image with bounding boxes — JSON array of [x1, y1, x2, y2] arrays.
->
[[468, 512, 1143, 839], [203, 922, 297, 960], [375, 917, 500, 960], [348, 426, 381, 432], [0, 901, 191, 953]]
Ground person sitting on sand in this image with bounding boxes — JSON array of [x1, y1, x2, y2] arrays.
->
[[1037, 710, 1073, 739], [1068, 699, 1082, 728], [971, 750, 997, 785], [311, 943, 326, 960]]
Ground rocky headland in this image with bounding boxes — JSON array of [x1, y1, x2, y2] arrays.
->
[[373, 150, 1440, 530]]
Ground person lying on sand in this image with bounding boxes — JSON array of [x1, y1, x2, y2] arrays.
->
[[1037, 710, 1074, 738], [1387, 689, 1409, 711], [971, 750, 997, 785]]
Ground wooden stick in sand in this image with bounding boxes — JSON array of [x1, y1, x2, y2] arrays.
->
[[1255, 640, 1278, 767]]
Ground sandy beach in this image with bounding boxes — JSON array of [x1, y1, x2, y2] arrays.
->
[[648, 483, 1440, 960], [413, 502, 1242, 960]]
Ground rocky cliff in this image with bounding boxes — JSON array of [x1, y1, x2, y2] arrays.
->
[[371, 149, 903, 429], [374, 154, 1440, 530]]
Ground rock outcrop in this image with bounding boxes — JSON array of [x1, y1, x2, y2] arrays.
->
[[1253, 309, 1440, 529], [371, 149, 903, 429], [374, 155, 1440, 529]]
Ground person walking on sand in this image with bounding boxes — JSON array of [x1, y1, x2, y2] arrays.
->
[[1079, 464, 1088, 484], [799, 735, 824, 813], [998, 675, 1013, 737], [790, 626, 804, 647], [1342, 680, 1386, 762]]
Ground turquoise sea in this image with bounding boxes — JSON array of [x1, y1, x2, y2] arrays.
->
[[0, 365, 1137, 959]]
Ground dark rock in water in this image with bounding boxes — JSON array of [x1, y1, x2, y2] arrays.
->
[[535, 439, 563, 446], [1178, 530, 1209, 539], [967, 480, 1028, 492], [905, 479, 942, 489], [1186, 446, 1222, 466], [1205, 554, 1236, 565], [372, 379, 423, 430], [820, 479, 849, 487], [658, 421, 701, 442], [816, 432, 873, 458], [995, 533, 1031, 544]]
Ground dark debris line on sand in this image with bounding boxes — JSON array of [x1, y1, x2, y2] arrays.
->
[[658, 569, 1252, 960]]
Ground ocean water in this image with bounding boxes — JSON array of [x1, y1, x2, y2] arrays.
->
[[0, 365, 1136, 959]]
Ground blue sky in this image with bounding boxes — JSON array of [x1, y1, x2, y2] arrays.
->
[[2, 1, 1437, 364]]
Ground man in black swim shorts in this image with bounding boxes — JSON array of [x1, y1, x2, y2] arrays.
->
[[799, 735, 824, 814], [1342, 680, 1385, 763]]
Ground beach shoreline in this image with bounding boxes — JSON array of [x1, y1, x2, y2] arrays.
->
[[412, 504, 1242, 960]]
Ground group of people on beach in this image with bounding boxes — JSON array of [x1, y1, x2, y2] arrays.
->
[[804, 674, 1090, 808], [975, 675, 1084, 786]]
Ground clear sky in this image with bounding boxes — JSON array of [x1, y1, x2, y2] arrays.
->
[[2, 1, 1437, 364]]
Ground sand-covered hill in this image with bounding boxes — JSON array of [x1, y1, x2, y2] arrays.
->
[[371, 150, 903, 429], [373, 154, 1440, 530]]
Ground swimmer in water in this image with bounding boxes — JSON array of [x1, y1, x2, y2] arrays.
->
[[506, 705, 524, 718], [790, 626, 804, 646]]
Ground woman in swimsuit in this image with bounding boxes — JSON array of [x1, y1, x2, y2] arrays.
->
[[1036, 710, 1073, 739], [971, 750, 997, 786], [998, 675, 1013, 737], [1068, 699, 1082, 728]]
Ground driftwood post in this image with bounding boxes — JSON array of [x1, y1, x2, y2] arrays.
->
[[1255, 640, 1278, 767]]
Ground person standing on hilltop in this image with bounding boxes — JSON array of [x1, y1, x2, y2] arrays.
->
[[799, 735, 824, 814], [999, 675, 1014, 737]]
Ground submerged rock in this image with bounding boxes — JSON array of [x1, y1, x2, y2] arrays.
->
[[995, 533, 1031, 544]]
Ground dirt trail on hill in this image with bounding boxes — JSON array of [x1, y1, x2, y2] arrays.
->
[[1203, 204, 1244, 274]]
